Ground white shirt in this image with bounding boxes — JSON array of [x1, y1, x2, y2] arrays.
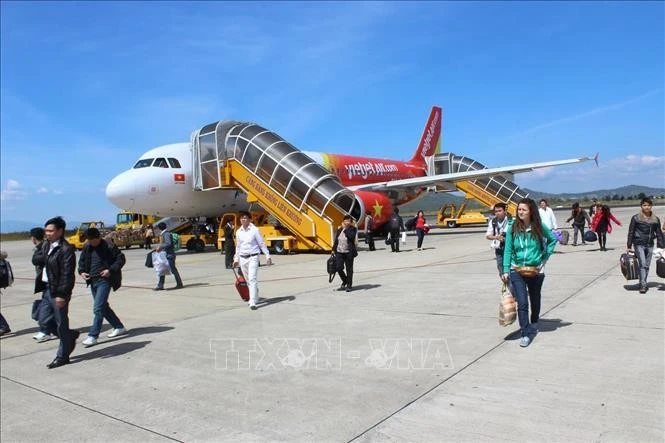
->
[[41, 239, 60, 283], [233, 223, 270, 261], [539, 207, 558, 230]]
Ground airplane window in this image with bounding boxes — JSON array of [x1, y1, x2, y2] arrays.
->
[[154, 158, 169, 168], [168, 158, 182, 168], [133, 158, 154, 168]]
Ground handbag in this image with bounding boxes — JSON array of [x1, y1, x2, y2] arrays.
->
[[515, 266, 539, 278], [327, 254, 337, 283], [498, 283, 516, 326], [145, 251, 153, 268]]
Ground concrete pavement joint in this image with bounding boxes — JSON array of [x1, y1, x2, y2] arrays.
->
[[1, 375, 183, 442]]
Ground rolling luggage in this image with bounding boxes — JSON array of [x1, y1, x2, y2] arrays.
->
[[233, 268, 250, 302], [584, 231, 597, 243], [558, 230, 569, 245], [620, 252, 640, 281], [656, 258, 665, 279]]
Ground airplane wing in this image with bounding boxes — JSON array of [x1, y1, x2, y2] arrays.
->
[[347, 154, 598, 192]]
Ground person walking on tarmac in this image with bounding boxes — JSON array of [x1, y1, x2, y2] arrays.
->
[[388, 208, 405, 253], [333, 214, 358, 292], [233, 211, 272, 310], [627, 197, 665, 294], [154, 222, 184, 291], [223, 218, 236, 268], [566, 202, 591, 246], [78, 228, 127, 347], [30, 227, 58, 342], [363, 211, 376, 251]]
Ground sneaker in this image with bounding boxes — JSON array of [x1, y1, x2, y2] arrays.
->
[[639, 286, 648, 294], [33, 332, 48, 341], [519, 336, 531, 347], [249, 304, 258, 311], [82, 336, 97, 347], [107, 327, 127, 338], [338, 283, 347, 291]]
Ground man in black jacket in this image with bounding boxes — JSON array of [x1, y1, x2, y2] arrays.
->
[[35, 216, 79, 369], [78, 228, 127, 347], [30, 227, 58, 342], [388, 208, 405, 253], [627, 197, 665, 293]]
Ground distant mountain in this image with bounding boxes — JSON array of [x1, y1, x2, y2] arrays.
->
[[523, 185, 665, 201], [0, 220, 38, 234], [0, 220, 84, 234]]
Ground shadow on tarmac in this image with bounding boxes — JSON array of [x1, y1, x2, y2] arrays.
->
[[503, 318, 573, 341], [71, 340, 152, 364], [256, 296, 296, 309]]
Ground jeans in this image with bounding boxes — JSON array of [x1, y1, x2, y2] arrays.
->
[[46, 288, 76, 360], [239, 255, 260, 305], [0, 313, 9, 331], [572, 224, 585, 244], [634, 245, 653, 288], [335, 252, 354, 288], [416, 229, 425, 249], [494, 249, 505, 275], [157, 254, 183, 288], [87, 279, 124, 338], [38, 292, 58, 336], [509, 271, 544, 337]]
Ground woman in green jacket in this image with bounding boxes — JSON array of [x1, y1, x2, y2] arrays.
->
[[501, 198, 558, 347]]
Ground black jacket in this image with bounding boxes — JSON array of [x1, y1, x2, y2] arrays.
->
[[78, 239, 126, 291], [627, 214, 665, 249], [333, 226, 358, 257], [34, 239, 77, 299], [32, 241, 46, 294]]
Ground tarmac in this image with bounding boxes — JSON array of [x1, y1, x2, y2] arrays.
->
[[0, 205, 663, 442]]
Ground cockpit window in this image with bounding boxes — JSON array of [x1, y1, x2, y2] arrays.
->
[[154, 158, 169, 168], [133, 158, 154, 168], [168, 157, 182, 168]]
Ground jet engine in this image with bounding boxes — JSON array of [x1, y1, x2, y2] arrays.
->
[[352, 190, 394, 230]]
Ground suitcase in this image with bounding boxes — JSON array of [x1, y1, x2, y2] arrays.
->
[[584, 231, 597, 243], [656, 258, 665, 279], [620, 253, 640, 281], [558, 230, 569, 245], [233, 268, 250, 302]]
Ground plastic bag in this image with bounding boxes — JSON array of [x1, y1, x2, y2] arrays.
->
[[401, 232, 407, 244], [152, 251, 171, 276], [499, 283, 516, 326]]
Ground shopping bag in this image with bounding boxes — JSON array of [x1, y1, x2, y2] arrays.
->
[[400, 232, 407, 244], [327, 254, 337, 283], [145, 251, 153, 268], [499, 283, 517, 326], [152, 251, 171, 276]]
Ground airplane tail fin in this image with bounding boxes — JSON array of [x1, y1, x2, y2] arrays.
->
[[410, 106, 442, 164]]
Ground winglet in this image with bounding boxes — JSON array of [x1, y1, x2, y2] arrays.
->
[[593, 152, 599, 167]]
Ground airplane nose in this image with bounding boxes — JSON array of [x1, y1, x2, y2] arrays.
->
[[106, 171, 136, 210]]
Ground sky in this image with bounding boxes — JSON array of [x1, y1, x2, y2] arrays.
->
[[1, 1, 663, 230]]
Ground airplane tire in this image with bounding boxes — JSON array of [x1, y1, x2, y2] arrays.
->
[[194, 239, 205, 252], [447, 220, 457, 228]]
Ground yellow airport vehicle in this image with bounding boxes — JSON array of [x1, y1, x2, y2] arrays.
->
[[115, 212, 158, 231], [67, 221, 111, 250], [218, 212, 298, 255], [438, 203, 488, 228]]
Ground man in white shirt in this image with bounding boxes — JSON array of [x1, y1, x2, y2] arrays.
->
[[486, 203, 511, 276], [232, 211, 272, 310], [538, 199, 558, 231]]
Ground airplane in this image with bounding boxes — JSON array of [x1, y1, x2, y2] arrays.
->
[[105, 106, 597, 229]]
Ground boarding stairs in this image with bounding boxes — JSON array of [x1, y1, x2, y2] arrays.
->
[[191, 121, 357, 252], [432, 153, 529, 215]]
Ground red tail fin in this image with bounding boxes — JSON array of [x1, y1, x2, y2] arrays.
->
[[410, 106, 442, 164]]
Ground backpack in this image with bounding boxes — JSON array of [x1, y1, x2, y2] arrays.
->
[[171, 233, 181, 252], [0, 258, 14, 289], [405, 217, 417, 231], [389, 214, 400, 230]]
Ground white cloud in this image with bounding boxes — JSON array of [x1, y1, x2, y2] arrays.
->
[[0, 179, 29, 201], [36, 187, 49, 193], [52, 190, 63, 195]]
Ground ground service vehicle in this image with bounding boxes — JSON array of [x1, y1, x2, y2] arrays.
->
[[67, 221, 111, 250], [153, 217, 217, 252], [218, 212, 297, 255], [115, 212, 158, 230], [438, 203, 488, 228]]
